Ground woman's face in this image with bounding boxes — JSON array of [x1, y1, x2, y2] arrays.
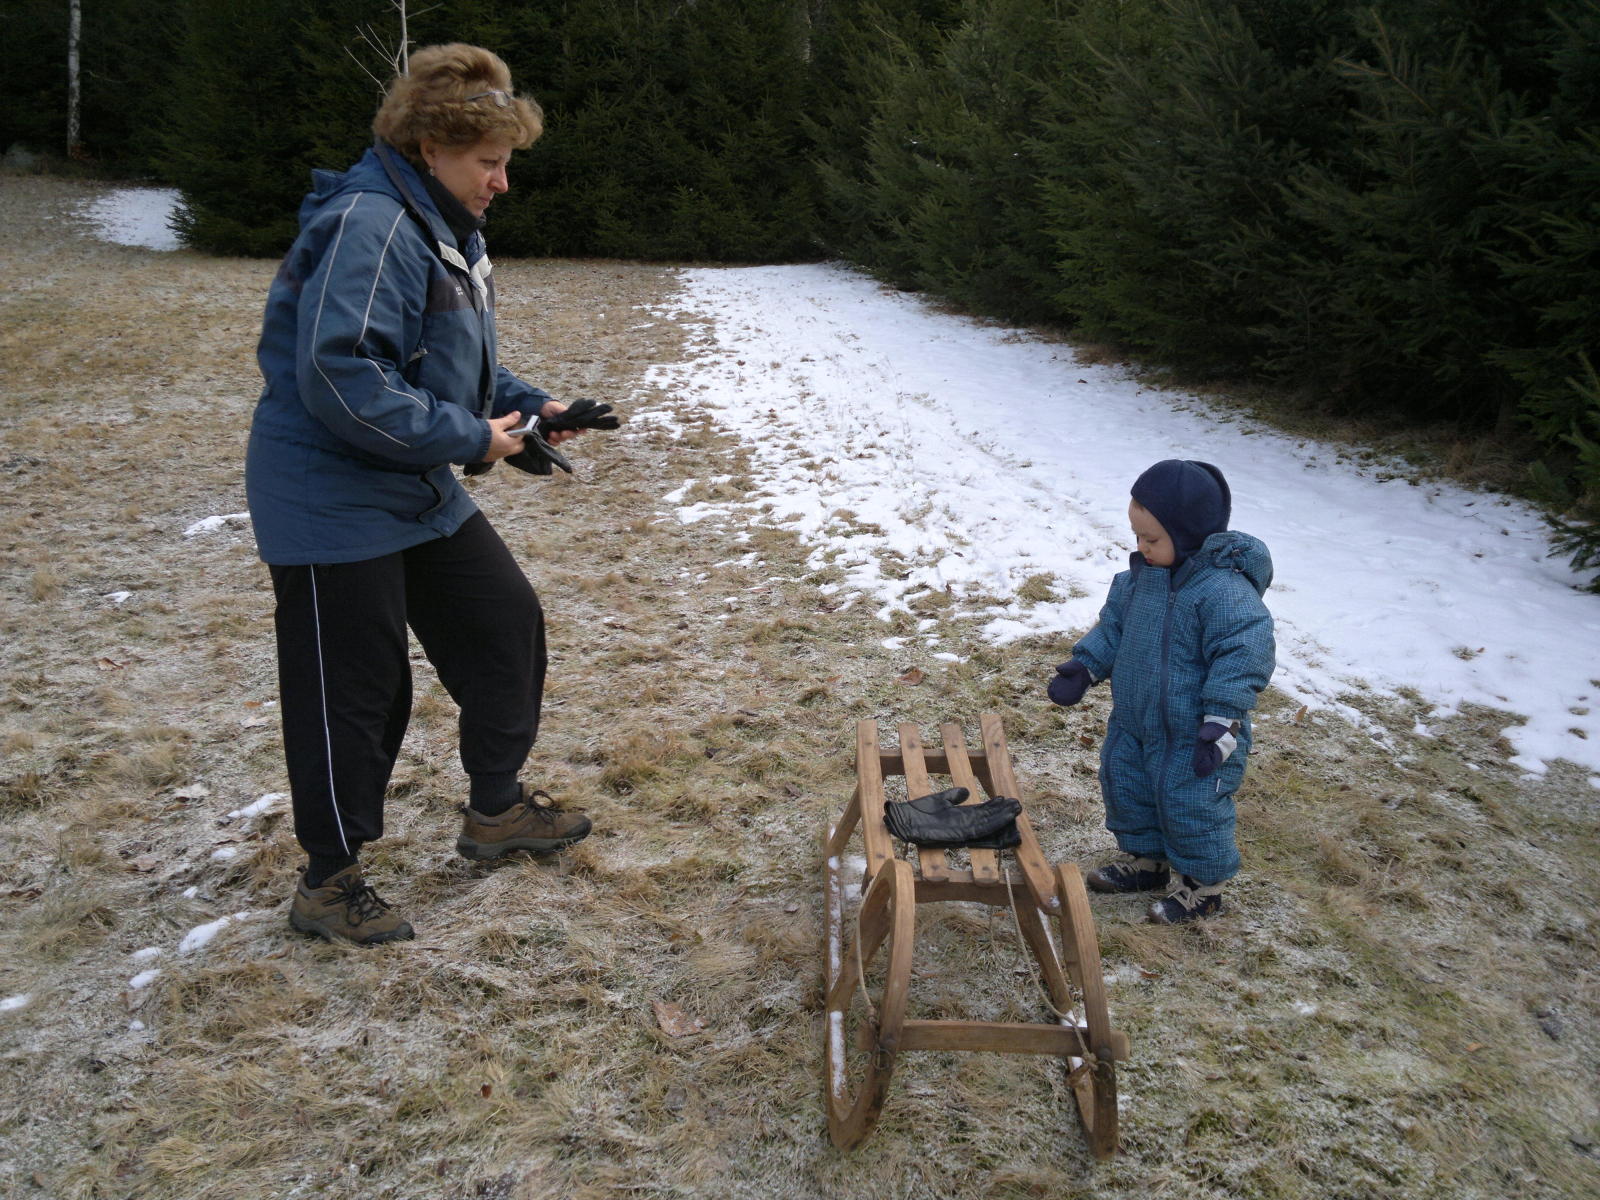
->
[[420, 137, 513, 218]]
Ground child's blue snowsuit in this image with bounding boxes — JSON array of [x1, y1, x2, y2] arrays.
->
[[1070, 530, 1275, 885]]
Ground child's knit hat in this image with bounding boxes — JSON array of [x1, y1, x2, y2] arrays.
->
[[1130, 459, 1231, 564]]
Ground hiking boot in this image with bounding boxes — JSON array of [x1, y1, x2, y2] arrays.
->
[[1085, 855, 1171, 894], [1147, 875, 1224, 925], [288, 865, 414, 945], [456, 786, 592, 861]]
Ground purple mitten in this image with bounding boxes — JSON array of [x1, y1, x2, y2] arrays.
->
[[1048, 660, 1091, 707], [1192, 721, 1233, 778]]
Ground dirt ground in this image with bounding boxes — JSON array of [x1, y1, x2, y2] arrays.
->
[[2, 173, 1598, 1200]]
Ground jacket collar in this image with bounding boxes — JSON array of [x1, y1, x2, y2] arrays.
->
[[369, 141, 484, 272]]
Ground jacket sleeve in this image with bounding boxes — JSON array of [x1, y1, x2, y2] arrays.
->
[[490, 365, 554, 420], [1071, 571, 1132, 682], [294, 194, 491, 467], [1199, 578, 1276, 721]]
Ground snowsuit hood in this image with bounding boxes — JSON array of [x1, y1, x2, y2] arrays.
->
[[1131, 459, 1232, 566], [1182, 529, 1272, 596]]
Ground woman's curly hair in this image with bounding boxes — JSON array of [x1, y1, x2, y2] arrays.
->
[[372, 44, 542, 160]]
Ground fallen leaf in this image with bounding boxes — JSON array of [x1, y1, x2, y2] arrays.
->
[[897, 667, 925, 685], [782, 783, 802, 798], [1137, 967, 1160, 980], [1077, 734, 1096, 748], [1293, 705, 1308, 724], [1465, 1042, 1485, 1053], [652, 999, 706, 1038], [481, 1084, 493, 1099], [95, 657, 125, 671], [7, 887, 43, 900], [128, 854, 161, 873]]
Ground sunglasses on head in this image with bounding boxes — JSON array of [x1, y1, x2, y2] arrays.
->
[[464, 89, 512, 108]]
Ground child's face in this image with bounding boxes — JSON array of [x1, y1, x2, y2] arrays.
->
[[1128, 500, 1175, 567]]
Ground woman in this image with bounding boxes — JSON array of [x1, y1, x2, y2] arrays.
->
[[247, 44, 608, 945]]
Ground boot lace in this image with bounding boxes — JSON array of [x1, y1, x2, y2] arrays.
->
[[331, 877, 393, 927], [524, 789, 579, 827]]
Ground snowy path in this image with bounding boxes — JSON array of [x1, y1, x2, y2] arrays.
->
[[647, 264, 1600, 783]]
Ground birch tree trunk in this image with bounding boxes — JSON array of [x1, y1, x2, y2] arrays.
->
[[67, 0, 82, 156]]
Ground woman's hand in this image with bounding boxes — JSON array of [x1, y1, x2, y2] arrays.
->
[[539, 399, 580, 446], [483, 411, 527, 462]]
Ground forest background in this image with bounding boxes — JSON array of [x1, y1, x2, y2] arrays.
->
[[4, 0, 1597, 577]]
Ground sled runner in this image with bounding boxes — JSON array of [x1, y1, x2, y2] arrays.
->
[[822, 714, 1127, 1157]]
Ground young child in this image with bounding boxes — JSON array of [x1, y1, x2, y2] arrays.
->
[[1047, 460, 1275, 923]]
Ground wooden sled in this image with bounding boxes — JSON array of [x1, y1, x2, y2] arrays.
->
[[822, 714, 1128, 1157]]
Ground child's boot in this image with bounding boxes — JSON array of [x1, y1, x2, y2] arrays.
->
[[1147, 875, 1224, 924], [1086, 854, 1170, 894]]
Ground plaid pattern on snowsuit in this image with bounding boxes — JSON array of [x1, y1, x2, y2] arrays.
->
[[1072, 530, 1275, 884]]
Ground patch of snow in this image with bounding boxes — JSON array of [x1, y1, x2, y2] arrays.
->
[[183, 512, 251, 538], [210, 846, 239, 862], [223, 793, 286, 823], [1, 994, 31, 1012], [128, 969, 161, 990], [130, 947, 162, 962], [178, 911, 257, 953], [78, 187, 182, 251], [646, 264, 1600, 776], [104, 590, 133, 605]]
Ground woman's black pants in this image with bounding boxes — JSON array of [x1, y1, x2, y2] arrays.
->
[[267, 513, 544, 861]]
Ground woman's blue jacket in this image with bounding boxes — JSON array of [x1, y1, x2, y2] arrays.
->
[[246, 142, 551, 565]]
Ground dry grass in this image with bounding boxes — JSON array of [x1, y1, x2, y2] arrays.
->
[[1, 173, 1598, 1199]]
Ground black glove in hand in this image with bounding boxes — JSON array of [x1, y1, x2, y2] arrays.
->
[[884, 786, 1023, 850], [501, 435, 572, 476], [539, 398, 620, 435]]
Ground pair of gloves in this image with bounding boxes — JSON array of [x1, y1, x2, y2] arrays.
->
[[469, 398, 622, 477], [884, 787, 1022, 850], [1047, 659, 1236, 779]]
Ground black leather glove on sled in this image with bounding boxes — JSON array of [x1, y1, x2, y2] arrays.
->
[[884, 786, 1023, 850], [1191, 720, 1234, 778], [538, 398, 620, 435], [1048, 660, 1091, 707]]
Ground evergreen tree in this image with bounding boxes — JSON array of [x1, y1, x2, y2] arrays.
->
[[0, 0, 180, 173], [806, 0, 969, 273], [1044, 0, 1355, 374], [158, 0, 377, 255]]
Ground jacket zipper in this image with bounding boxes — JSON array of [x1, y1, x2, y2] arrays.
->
[[1157, 581, 1177, 803]]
